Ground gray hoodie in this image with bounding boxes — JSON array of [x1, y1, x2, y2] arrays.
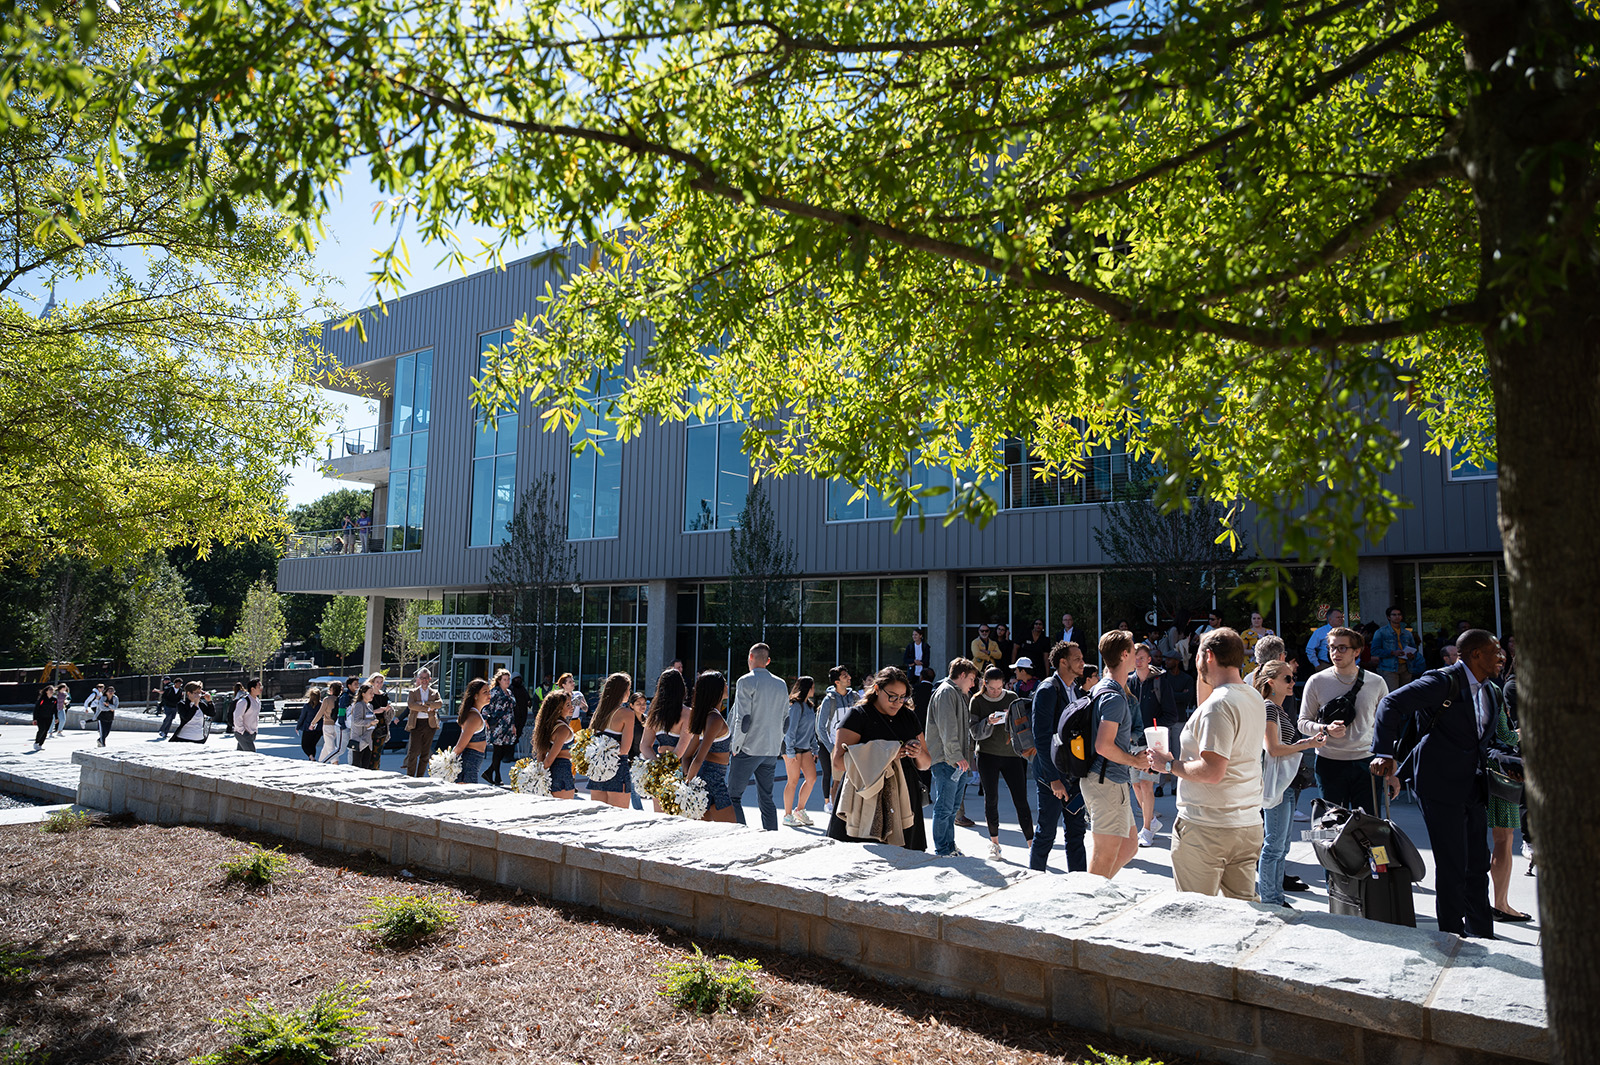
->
[[924, 679, 974, 768]]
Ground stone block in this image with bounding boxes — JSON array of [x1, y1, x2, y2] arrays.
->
[[549, 861, 600, 906], [436, 817, 499, 849], [715, 899, 780, 948], [1049, 965, 1109, 1031], [495, 828, 565, 864], [599, 873, 696, 922], [943, 870, 1152, 965], [1077, 892, 1285, 1001], [1109, 1028, 1274, 1065], [400, 833, 447, 871], [1427, 939, 1549, 1062], [494, 851, 551, 896], [999, 956, 1050, 1005], [860, 927, 913, 973], [813, 918, 862, 962], [725, 840, 932, 918], [1235, 911, 1456, 1037], [776, 911, 810, 956], [826, 852, 1033, 938], [912, 937, 998, 992], [1259, 1005, 1360, 1063], [1112, 983, 1256, 1047]]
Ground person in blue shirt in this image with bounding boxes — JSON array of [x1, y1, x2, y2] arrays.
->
[[1370, 606, 1420, 691], [1304, 608, 1345, 669]]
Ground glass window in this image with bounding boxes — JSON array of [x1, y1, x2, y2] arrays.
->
[[1446, 448, 1498, 481], [584, 586, 610, 624], [839, 580, 877, 625], [683, 412, 749, 531], [469, 330, 518, 547], [383, 350, 432, 552], [610, 585, 639, 625], [677, 590, 699, 626], [567, 444, 595, 541], [879, 579, 922, 626], [802, 581, 837, 625]]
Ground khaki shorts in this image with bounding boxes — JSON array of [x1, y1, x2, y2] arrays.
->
[[1081, 776, 1136, 838]]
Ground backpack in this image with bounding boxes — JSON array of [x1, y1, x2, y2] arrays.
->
[[1008, 696, 1035, 757], [1051, 686, 1105, 781], [1394, 666, 1471, 779]]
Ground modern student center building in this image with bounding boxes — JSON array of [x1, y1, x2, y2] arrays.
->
[[278, 248, 1509, 704]]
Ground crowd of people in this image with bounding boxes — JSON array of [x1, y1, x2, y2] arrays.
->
[[31, 600, 1520, 939]]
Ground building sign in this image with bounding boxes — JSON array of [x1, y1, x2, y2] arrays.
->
[[418, 614, 506, 642]]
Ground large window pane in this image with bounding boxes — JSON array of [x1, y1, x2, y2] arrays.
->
[[684, 425, 718, 530], [677, 589, 699, 626], [880, 627, 916, 679], [594, 443, 622, 538], [698, 628, 729, 678], [568, 445, 596, 540], [584, 587, 610, 625], [557, 587, 582, 626], [390, 434, 410, 471], [839, 580, 877, 625], [827, 479, 864, 522], [879, 579, 922, 625], [608, 627, 635, 683], [838, 627, 878, 679], [409, 431, 427, 469], [1048, 573, 1099, 634], [676, 626, 698, 676], [801, 581, 837, 625], [470, 458, 493, 548], [474, 419, 497, 459], [610, 584, 639, 625], [964, 576, 1008, 631], [406, 467, 427, 550], [716, 422, 750, 529], [492, 455, 515, 544], [581, 628, 608, 693], [768, 581, 801, 627], [801, 628, 837, 686], [387, 478, 408, 545], [1417, 562, 1496, 656], [1010, 575, 1047, 632], [412, 350, 432, 430], [394, 354, 415, 435], [497, 412, 518, 454]]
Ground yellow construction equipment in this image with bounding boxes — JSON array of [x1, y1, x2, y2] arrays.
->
[[37, 661, 84, 682]]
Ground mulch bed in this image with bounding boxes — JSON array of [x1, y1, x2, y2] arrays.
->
[[0, 817, 1187, 1064]]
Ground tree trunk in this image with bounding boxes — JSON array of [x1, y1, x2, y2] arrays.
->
[[1452, 1, 1600, 1059]]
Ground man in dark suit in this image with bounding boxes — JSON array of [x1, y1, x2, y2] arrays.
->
[[1370, 628, 1505, 938], [1058, 612, 1079, 648]]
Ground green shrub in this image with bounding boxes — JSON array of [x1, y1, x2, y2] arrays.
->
[[0, 1028, 39, 1065], [1084, 1050, 1164, 1065], [0, 944, 33, 988], [40, 808, 90, 834], [220, 844, 292, 887], [355, 893, 458, 946], [657, 945, 762, 1014], [191, 982, 379, 1065]]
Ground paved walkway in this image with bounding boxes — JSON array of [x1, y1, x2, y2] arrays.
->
[[0, 716, 1541, 945]]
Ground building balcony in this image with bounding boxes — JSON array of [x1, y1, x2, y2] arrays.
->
[[285, 523, 423, 559], [321, 423, 391, 485]]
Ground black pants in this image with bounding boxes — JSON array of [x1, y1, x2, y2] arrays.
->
[[97, 713, 115, 744], [1315, 756, 1375, 814], [352, 745, 377, 770], [485, 744, 515, 784], [33, 717, 49, 745], [977, 752, 1034, 840], [1030, 777, 1087, 872], [1421, 792, 1494, 937], [818, 741, 834, 804], [300, 728, 321, 759]]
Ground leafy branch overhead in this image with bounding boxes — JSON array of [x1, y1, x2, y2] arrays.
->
[[89, 0, 1552, 572]]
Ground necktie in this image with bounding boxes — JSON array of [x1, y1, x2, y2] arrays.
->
[[1476, 684, 1492, 739]]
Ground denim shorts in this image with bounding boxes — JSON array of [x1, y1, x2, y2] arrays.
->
[[550, 756, 576, 793], [783, 740, 814, 758]]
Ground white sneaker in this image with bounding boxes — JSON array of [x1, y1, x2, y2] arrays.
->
[[1150, 816, 1164, 834], [988, 840, 1002, 861], [783, 813, 802, 827], [1293, 810, 1311, 822], [796, 811, 814, 827], [1138, 828, 1155, 847]]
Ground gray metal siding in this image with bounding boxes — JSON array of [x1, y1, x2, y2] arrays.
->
[[281, 252, 1504, 596]]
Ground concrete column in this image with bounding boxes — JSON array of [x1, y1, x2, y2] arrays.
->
[[645, 579, 677, 684], [363, 594, 387, 678], [926, 570, 963, 671], [1356, 557, 1391, 625]]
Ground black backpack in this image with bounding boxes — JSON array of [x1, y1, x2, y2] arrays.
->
[[1051, 686, 1104, 781], [1394, 667, 1471, 779]]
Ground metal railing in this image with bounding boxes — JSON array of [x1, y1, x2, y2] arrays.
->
[[325, 423, 389, 461], [285, 523, 423, 558]]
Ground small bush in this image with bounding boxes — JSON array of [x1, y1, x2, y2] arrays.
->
[[657, 945, 762, 1014], [40, 808, 91, 834], [1085, 1051, 1164, 1065], [220, 844, 292, 887], [0, 1028, 39, 1065], [191, 982, 379, 1065], [0, 944, 33, 988], [355, 893, 458, 946]]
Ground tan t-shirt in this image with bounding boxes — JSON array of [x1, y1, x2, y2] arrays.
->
[[1176, 682, 1268, 828]]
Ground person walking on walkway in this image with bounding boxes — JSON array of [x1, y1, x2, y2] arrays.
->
[[94, 684, 119, 747], [314, 682, 343, 763], [482, 668, 516, 786], [1031, 641, 1089, 872], [1254, 661, 1329, 906], [51, 683, 69, 736], [233, 678, 261, 752], [168, 682, 212, 744], [925, 658, 979, 856], [781, 676, 820, 826], [403, 668, 442, 776], [297, 684, 322, 759], [727, 643, 789, 830], [1371, 629, 1503, 938], [347, 682, 379, 769], [968, 666, 1033, 861], [816, 666, 858, 813], [157, 677, 182, 740], [31, 684, 54, 749], [1299, 627, 1387, 813], [1154, 628, 1268, 900], [1083, 631, 1144, 879]]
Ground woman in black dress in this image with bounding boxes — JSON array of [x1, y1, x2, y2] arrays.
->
[[826, 666, 932, 851]]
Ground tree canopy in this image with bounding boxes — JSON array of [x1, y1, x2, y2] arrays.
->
[[0, 0, 347, 567]]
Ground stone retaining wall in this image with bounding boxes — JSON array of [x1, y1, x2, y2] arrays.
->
[[73, 748, 1549, 1065]]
